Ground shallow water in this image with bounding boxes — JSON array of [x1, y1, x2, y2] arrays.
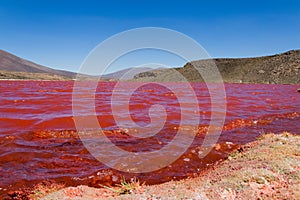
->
[[0, 81, 300, 197]]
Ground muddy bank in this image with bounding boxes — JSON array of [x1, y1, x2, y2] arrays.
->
[[31, 132, 300, 200]]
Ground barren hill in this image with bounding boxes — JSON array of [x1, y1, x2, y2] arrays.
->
[[1, 49, 299, 83], [0, 50, 76, 80], [133, 50, 300, 84]]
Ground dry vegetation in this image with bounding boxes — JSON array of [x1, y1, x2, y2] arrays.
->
[[0, 70, 71, 80]]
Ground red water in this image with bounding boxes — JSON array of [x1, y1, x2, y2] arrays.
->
[[0, 81, 300, 197]]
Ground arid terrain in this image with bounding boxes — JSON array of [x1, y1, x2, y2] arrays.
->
[[133, 50, 300, 84], [1, 49, 300, 83], [0, 70, 72, 80], [0, 50, 76, 80]]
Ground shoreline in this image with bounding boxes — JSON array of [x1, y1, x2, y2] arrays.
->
[[17, 132, 298, 200], [0, 79, 299, 86]]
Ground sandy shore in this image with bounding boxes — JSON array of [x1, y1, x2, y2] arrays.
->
[[9, 132, 299, 200]]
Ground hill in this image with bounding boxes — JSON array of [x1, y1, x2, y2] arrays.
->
[[0, 50, 156, 81], [0, 50, 76, 80], [132, 50, 300, 84], [1, 49, 299, 83], [101, 67, 162, 80]]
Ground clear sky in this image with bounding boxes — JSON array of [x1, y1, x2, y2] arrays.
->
[[0, 0, 300, 73]]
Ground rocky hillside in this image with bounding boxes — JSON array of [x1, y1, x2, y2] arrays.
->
[[0, 50, 76, 80], [133, 50, 300, 84]]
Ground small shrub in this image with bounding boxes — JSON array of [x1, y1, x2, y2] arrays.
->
[[101, 176, 144, 195]]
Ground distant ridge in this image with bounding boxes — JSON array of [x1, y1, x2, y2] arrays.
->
[[132, 50, 300, 84], [0, 49, 299, 83], [0, 50, 76, 80], [0, 50, 157, 80], [101, 67, 163, 80]]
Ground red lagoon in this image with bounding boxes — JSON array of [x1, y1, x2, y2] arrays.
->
[[0, 81, 300, 197]]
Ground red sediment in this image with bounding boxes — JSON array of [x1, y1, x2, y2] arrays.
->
[[32, 128, 135, 139]]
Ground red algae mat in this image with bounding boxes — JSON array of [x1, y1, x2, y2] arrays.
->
[[0, 81, 300, 198]]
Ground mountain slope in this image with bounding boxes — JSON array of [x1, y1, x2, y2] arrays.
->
[[0, 50, 76, 79], [132, 50, 300, 84]]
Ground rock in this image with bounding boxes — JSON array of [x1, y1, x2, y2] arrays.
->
[[7, 190, 25, 199], [214, 144, 221, 151], [258, 70, 265, 74]]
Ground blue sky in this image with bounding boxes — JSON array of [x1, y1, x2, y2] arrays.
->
[[0, 0, 300, 73]]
